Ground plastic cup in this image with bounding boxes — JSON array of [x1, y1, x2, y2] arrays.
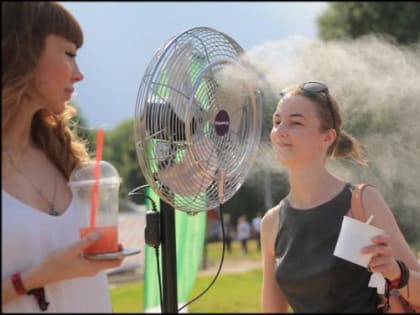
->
[[333, 216, 384, 268], [68, 160, 122, 255]]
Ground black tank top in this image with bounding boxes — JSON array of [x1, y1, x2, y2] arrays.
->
[[274, 183, 380, 313]]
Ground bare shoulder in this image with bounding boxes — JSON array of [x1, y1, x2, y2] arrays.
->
[[360, 184, 386, 204], [359, 185, 392, 222], [261, 205, 281, 257], [262, 204, 280, 230], [261, 204, 282, 238]]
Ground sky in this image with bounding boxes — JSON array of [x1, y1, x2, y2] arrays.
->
[[61, 1, 328, 130]]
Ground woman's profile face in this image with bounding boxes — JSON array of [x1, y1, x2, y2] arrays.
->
[[32, 34, 84, 114], [270, 94, 332, 166]]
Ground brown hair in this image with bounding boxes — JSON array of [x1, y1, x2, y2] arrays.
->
[[2, 2, 89, 179], [281, 84, 367, 166]]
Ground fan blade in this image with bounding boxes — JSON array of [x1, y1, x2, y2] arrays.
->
[[144, 100, 196, 141], [157, 134, 218, 198], [166, 42, 194, 121]]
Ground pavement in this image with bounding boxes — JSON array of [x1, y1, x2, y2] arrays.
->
[[107, 209, 146, 285], [198, 259, 262, 276]]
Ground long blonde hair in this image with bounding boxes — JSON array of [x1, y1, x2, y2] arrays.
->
[[2, 2, 89, 179]]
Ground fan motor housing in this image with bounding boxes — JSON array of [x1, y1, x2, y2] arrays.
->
[[214, 110, 229, 136]]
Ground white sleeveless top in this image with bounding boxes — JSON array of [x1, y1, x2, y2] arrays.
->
[[1, 190, 113, 313]]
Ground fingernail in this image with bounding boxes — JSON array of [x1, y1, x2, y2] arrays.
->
[[88, 231, 101, 241]]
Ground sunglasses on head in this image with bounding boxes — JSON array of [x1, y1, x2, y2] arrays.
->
[[300, 81, 335, 129]]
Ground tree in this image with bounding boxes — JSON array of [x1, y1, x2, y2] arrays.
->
[[318, 2, 420, 45], [317, 4, 420, 242], [102, 119, 146, 204], [69, 101, 95, 152]]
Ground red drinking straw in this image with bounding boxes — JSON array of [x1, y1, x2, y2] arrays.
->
[[90, 128, 105, 228]]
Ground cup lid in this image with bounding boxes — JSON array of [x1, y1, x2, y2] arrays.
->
[[68, 160, 122, 188]]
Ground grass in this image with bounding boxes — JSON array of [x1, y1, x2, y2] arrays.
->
[[110, 282, 143, 313], [109, 240, 420, 313], [109, 269, 262, 313], [188, 269, 262, 313], [109, 240, 263, 313]]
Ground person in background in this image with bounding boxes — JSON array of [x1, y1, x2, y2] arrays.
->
[[252, 211, 262, 251], [236, 215, 251, 254], [221, 213, 234, 253], [2, 2, 124, 312], [260, 82, 420, 312]]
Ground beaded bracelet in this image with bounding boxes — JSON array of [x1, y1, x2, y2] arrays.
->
[[11, 272, 27, 295], [387, 260, 410, 290], [11, 272, 49, 311], [387, 273, 401, 289], [28, 288, 50, 311]]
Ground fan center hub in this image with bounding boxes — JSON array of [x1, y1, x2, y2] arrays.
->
[[214, 110, 230, 136]]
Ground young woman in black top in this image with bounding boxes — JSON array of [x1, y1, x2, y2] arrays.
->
[[260, 82, 420, 313]]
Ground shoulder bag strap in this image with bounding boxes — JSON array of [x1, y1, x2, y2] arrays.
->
[[351, 183, 376, 222], [352, 184, 418, 313]]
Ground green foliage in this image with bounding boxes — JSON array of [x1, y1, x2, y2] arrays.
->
[[318, 2, 420, 44], [66, 112, 145, 207], [385, 179, 420, 243], [223, 169, 289, 225], [101, 119, 146, 204], [68, 101, 95, 152], [260, 77, 280, 139], [344, 102, 399, 140], [336, 101, 420, 243]]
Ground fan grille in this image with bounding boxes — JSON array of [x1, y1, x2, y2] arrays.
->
[[135, 27, 262, 213]]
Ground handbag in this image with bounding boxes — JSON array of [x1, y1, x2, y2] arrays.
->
[[350, 184, 417, 313]]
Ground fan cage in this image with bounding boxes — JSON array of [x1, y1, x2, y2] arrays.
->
[[134, 27, 262, 213]]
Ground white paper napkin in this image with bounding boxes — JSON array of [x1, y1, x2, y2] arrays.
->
[[368, 272, 386, 294]]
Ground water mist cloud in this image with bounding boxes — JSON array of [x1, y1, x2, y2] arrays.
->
[[244, 35, 420, 213]]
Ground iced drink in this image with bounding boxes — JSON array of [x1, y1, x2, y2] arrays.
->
[[69, 160, 122, 257], [80, 225, 118, 254]]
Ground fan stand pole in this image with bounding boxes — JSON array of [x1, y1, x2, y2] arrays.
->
[[160, 199, 178, 313]]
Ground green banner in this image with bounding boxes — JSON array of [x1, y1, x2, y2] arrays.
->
[[144, 187, 207, 312]]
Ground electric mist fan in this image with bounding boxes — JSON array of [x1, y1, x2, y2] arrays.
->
[[133, 26, 262, 312], [134, 26, 262, 214]]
